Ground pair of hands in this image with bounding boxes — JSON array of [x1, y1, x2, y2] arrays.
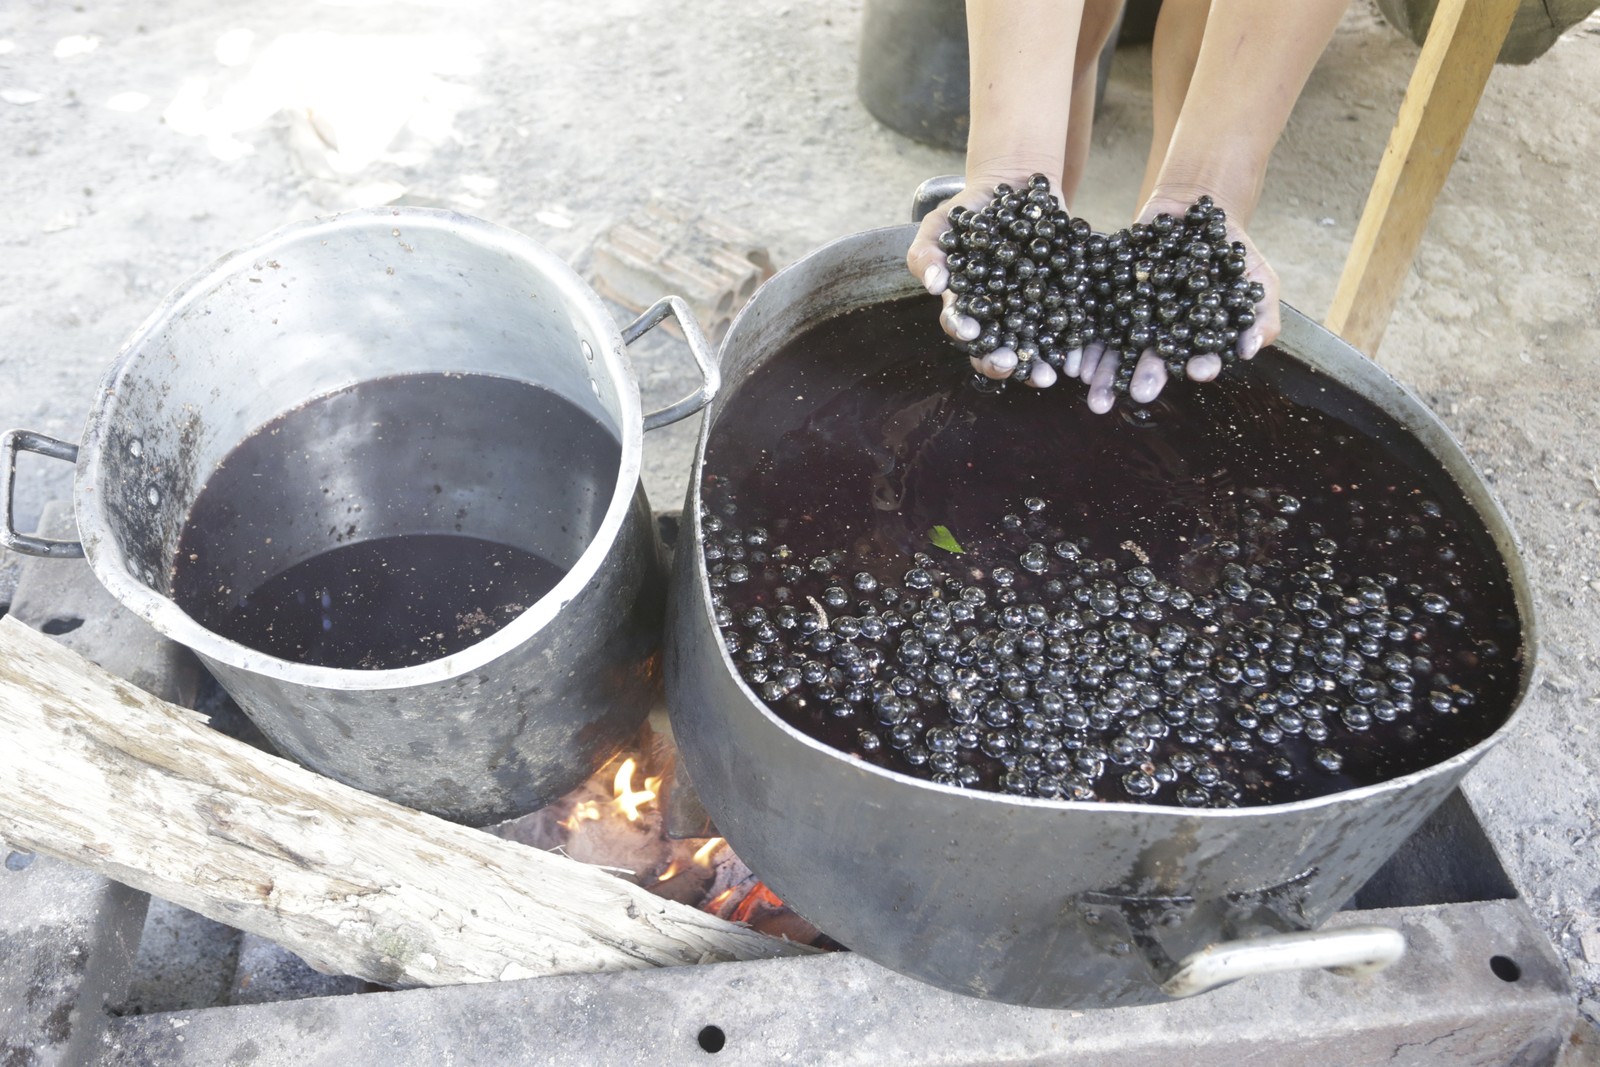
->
[[907, 182, 1282, 413]]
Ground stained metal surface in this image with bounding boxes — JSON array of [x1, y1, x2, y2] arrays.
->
[[663, 223, 1538, 1008], [13, 208, 713, 826], [95, 900, 1573, 1067]]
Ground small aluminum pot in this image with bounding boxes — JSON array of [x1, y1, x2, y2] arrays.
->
[[664, 219, 1536, 1009], [3, 208, 717, 827]]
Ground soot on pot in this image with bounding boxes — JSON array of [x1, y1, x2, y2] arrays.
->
[[698, 296, 1521, 807]]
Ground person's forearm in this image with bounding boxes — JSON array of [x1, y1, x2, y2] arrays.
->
[[1150, 0, 1349, 222], [964, 0, 1087, 187]]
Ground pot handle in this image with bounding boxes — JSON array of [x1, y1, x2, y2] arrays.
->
[[1159, 923, 1406, 999], [911, 175, 966, 224], [622, 296, 722, 432], [1, 430, 84, 559]]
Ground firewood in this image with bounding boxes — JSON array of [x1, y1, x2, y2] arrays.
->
[[1325, 0, 1521, 354], [0, 617, 814, 987]]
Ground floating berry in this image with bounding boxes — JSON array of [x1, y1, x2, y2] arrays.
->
[[702, 472, 1497, 808]]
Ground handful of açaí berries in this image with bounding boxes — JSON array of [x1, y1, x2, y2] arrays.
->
[[939, 173, 1266, 391]]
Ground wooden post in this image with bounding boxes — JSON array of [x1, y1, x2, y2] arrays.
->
[[0, 617, 814, 988], [1323, 0, 1520, 356]]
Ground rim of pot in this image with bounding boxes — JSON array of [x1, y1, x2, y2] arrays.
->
[[74, 208, 647, 692]]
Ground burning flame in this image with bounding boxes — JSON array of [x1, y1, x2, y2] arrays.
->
[[524, 735, 822, 945], [561, 800, 603, 830], [557, 757, 666, 832], [692, 837, 724, 866], [611, 758, 662, 822]]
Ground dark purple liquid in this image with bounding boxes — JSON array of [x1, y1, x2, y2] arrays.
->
[[171, 372, 620, 671], [193, 534, 562, 669], [701, 297, 1523, 804]]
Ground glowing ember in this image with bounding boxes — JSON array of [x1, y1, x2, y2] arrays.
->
[[730, 884, 786, 925]]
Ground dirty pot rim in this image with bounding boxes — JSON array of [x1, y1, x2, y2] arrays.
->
[[75, 206, 647, 692]]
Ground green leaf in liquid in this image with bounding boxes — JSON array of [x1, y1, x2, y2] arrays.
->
[[929, 525, 964, 554]]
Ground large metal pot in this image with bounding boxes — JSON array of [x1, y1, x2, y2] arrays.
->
[[664, 217, 1536, 1008], [2, 208, 716, 827]]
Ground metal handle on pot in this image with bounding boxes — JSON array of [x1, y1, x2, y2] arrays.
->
[[622, 296, 721, 432], [911, 175, 967, 224], [1159, 923, 1406, 999], [1, 430, 84, 558]]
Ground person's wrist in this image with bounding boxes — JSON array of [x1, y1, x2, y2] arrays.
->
[[964, 153, 1065, 199], [1144, 151, 1267, 226]]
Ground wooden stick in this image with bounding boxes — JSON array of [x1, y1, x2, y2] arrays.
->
[[0, 616, 813, 987], [1323, 0, 1520, 356]]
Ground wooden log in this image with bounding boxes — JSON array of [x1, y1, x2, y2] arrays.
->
[[0, 616, 814, 987], [1324, 0, 1520, 356]]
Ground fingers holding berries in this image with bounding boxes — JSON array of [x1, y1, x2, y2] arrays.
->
[[1128, 350, 1168, 405], [1137, 193, 1280, 365], [909, 181, 1002, 298], [1085, 347, 1118, 415], [930, 174, 1272, 412], [1235, 249, 1281, 362]]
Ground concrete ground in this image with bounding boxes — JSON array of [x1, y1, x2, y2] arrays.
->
[[2, 0, 1599, 1047]]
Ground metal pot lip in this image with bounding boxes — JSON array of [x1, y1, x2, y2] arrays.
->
[[75, 207, 647, 691], [694, 221, 1538, 820], [714, 221, 913, 379]]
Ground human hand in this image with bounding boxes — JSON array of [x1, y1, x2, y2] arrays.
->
[[1078, 194, 1281, 414], [906, 173, 1068, 389]]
